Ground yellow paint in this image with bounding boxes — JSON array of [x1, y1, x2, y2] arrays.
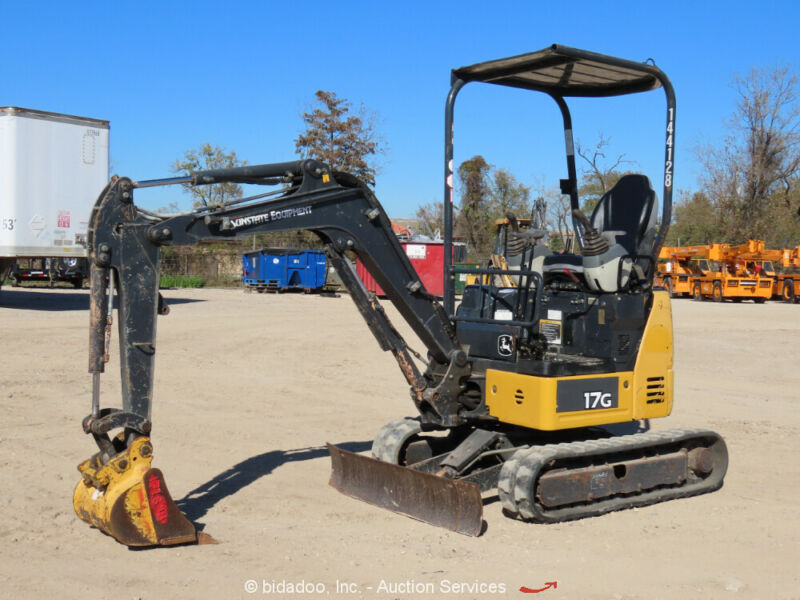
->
[[486, 369, 635, 430], [632, 290, 673, 420], [485, 290, 674, 430], [73, 436, 157, 545]]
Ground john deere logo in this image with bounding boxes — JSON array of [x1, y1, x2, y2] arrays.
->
[[497, 334, 514, 357]]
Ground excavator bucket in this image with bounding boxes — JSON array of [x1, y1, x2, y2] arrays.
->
[[73, 437, 203, 547], [327, 444, 484, 536]]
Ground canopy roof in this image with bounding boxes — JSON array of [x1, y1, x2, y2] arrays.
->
[[452, 44, 665, 97]]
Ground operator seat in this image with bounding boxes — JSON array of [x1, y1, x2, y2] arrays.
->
[[541, 174, 658, 286], [590, 173, 658, 258]]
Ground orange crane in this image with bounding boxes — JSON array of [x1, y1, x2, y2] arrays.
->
[[762, 245, 800, 302], [655, 245, 714, 297], [690, 240, 774, 302], [709, 242, 800, 303]]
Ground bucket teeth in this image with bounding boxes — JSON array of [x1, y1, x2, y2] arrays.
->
[[74, 437, 200, 547], [327, 443, 484, 536]]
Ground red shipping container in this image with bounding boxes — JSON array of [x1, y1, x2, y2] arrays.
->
[[356, 242, 447, 298]]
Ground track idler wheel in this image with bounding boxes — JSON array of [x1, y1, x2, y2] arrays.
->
[[73, 436, 208, 547], [371, 418, 423, 464]]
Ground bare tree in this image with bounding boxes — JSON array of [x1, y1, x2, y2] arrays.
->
[[576, 135, 633, 212], [415, 201, 443, 239], [531, 177, 573, 252], [698, 65, 800, 241], [735, 67, 800, 205]]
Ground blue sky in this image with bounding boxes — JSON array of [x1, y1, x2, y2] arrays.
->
[[3, 0, 797, 218]]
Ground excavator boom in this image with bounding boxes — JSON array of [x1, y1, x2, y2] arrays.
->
[[76, 160, 478, 545]]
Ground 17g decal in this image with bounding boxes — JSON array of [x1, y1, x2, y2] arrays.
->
[[556, 378, 618, 413], [584, 391, 613, 409]]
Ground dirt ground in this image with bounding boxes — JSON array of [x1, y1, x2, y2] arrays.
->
[[1, 286, 798, 600]]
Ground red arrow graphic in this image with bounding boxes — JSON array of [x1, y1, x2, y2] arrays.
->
[[520, 581, 558, 593]]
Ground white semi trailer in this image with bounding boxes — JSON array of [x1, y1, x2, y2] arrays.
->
[[0, 107, 109, 288]]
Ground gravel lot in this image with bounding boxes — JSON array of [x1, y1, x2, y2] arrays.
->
[[1, 286, 798, 599]]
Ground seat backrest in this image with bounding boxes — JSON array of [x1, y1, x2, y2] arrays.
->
[[590, 174, 657, 256]]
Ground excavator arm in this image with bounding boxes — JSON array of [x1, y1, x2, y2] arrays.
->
[[76, 160, 472, 546]]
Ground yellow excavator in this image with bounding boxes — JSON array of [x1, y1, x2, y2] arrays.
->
[[74, 44, 728, 546]]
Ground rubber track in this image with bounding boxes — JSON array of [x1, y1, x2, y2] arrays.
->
[[371, 418, 422, 464], [498, 427, 728, 523]]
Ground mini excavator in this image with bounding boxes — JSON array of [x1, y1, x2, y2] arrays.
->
[[74, 45, 728, 546]]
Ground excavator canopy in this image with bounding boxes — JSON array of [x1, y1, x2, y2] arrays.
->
[[451, 44, 665, 97], [443, 44, 676, 312]]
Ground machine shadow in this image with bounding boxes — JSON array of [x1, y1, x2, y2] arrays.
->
[[0, 289, 204, 312], [176, 441, 372, 523]]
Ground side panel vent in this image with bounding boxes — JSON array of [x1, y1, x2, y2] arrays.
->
[[514, 389, 525, 405], [645, 376, 665, 404]]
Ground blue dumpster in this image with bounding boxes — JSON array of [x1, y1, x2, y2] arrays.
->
[[242, 248, 327, 293]]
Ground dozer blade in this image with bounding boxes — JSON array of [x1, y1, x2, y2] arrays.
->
[[327, 443, 484, 536], [73, 436, 208, 547]]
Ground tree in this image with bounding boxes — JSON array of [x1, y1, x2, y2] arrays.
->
[[760, 177, 800, 247], [415, 201, 443, 239], [666, 191, 722, 245], [452, 159, 540, 257], [490, 168, 531, 218], [698, 65, 800, 242], [455, 155, 493, 256], [172, 143, 245, 208], [536, 181, 574, 252], [415, 169, 530, 245], [576, 135, 631, 212], [295, 90, 384, 187]]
